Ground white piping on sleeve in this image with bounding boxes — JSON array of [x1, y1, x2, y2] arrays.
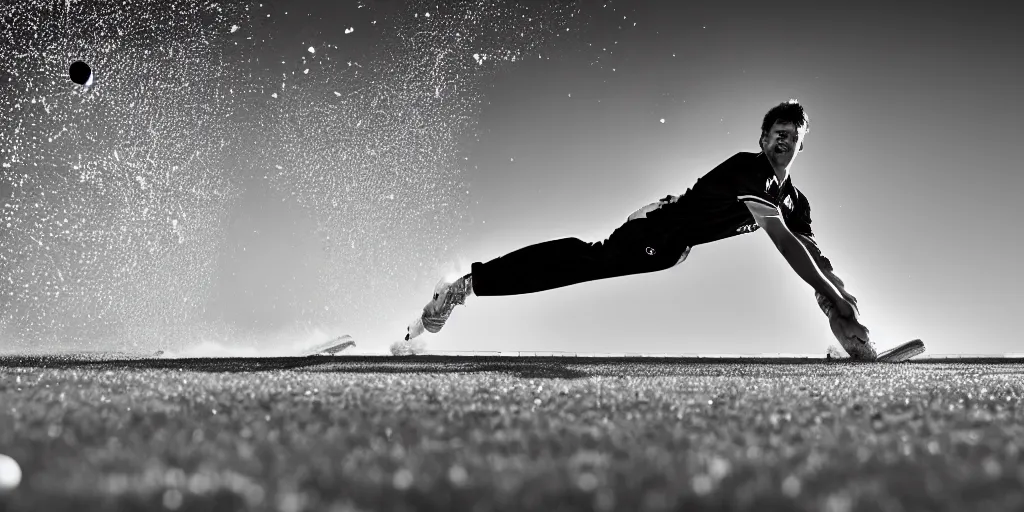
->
[[737, 195, 777, 209]]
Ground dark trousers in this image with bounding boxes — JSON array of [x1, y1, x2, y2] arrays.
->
[[470, 218, 693, 297]]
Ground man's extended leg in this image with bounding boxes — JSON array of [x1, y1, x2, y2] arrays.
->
[[407, 218, 691, 339]]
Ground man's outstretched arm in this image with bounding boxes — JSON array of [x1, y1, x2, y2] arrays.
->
[[745, 201, 870, 352], [793, 232, 876, 358], [793, 233, 859, 311], [744, 201, 847, 308]]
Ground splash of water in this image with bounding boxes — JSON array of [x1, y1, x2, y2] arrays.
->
[[0, 0, 583, 355]]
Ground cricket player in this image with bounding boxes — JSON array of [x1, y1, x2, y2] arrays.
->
[[407, 100, 881, 359]]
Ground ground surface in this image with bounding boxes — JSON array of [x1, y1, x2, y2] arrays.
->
[[1, 355, 1023, 512]]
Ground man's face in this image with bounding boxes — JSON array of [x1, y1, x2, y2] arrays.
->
[[760, 121, 805, 170]]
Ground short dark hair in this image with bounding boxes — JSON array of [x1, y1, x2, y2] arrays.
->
[[761, 99, 810, 135]]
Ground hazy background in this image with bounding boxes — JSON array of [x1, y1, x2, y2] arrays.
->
[[1, 1, 1020, 356], [430, 1, 1024, 357]]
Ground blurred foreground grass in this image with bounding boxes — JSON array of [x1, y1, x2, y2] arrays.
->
[[1, 356, 1023, 512]]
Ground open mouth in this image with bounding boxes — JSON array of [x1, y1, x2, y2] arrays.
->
[[774, 145, 789, 153]]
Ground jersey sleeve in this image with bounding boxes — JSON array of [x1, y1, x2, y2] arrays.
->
[[726, 153, 780, 210]]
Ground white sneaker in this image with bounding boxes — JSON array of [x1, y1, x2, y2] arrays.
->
[[405, 274, 473, 340]]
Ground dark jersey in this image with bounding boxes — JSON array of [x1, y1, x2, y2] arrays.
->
[[644, 151, 832, 268]]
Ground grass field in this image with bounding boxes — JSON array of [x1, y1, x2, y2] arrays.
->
[[1, 355, 1023, 512]]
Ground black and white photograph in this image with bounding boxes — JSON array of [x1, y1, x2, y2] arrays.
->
[[1, 0, 1022, 510]]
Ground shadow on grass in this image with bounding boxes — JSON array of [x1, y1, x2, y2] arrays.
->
[[302, 361, 594, 379], [0, 355, 592, 379]]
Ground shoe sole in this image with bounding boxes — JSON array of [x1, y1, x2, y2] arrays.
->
[[877, 339, 925, 362]]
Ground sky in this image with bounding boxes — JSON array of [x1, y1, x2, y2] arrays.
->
[[419, 1, 1024, 357], [1, 1, 1021, 356]]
